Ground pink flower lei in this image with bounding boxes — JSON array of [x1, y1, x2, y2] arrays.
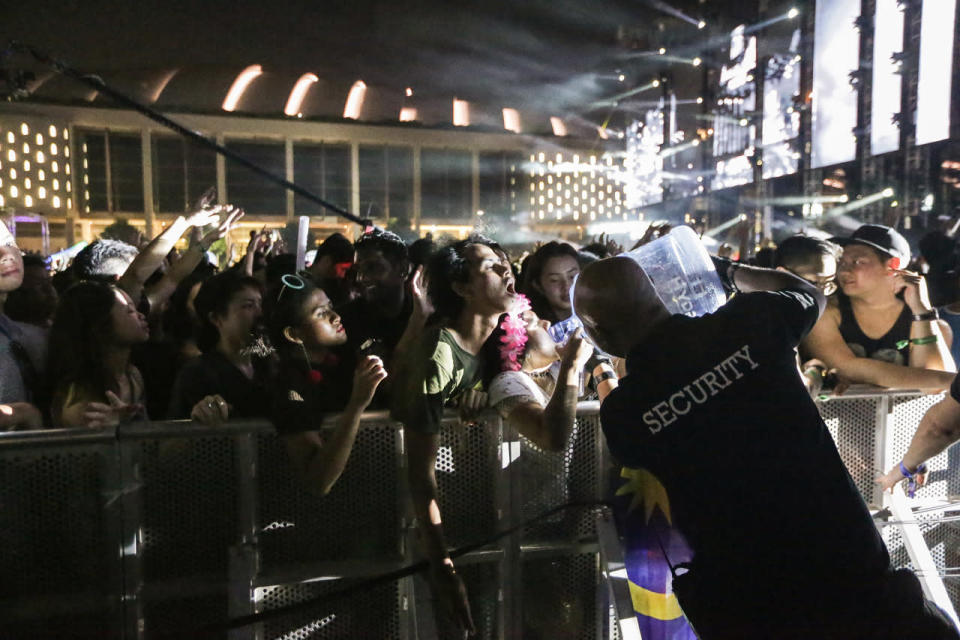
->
[[499, 294, 531, 372]]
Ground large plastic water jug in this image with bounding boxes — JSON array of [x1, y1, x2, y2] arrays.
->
[[619, 225, 726, 317]]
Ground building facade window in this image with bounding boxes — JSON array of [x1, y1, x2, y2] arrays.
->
[[77, 129, 145, 213], [225, 139, 286, 215], [359, 145, 414, 229], [421, 148, 472, 220], [479, 151, 525, 221], [293, 142, 351, 216], [152, 135, 217, 213]]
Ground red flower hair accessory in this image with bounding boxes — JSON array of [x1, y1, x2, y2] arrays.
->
[[499, 294, 531, 371]]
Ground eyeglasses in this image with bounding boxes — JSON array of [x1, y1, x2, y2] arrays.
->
[[276, 273, 306, 303], [785, 267, 837, 296]]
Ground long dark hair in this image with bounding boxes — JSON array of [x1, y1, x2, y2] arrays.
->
[[193, 271, 263, 353], [427, 234, 503, 323], [520, 241, 579, 324], [48, 281, 121, 400]]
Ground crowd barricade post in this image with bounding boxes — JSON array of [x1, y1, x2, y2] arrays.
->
[[0, 391, 957, 638]]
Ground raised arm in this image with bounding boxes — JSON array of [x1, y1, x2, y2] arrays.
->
[[896, 272, 956, 372], [144, 207, 243, 311], [724, 260, 827, 315], [118, 206, 221, 302], [505, 329, 591, 451], [282, 356, 386, 496]]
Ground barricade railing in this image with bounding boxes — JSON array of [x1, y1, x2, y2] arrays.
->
[[0, 392, 957, 638]]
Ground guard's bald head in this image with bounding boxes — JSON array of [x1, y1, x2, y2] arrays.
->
[[573, 257, 668, 357]]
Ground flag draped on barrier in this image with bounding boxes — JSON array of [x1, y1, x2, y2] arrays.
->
[[613, 467, 697, 640]]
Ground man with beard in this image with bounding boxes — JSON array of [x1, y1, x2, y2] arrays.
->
[[167, 271, 272, 423], [391, 235, 517, 638], [335, 229, 413, 406]]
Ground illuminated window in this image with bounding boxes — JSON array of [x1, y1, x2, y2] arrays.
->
[[38, 187, 46, 199], [24, 195, 32, 207], [36, 151, 45, 163], [5, 132, 13, 144], [35, 133, 43, 145], [48, 125, 57, 137], [20, 123, 28, 135], [53, 179, 59, 190], [52, 195, 61, 208], [23, 160, 29, 172], [7, 150, 14, 162], [22, 143, 29, 154], [10, 185, 18, 197], [38, 170, 44, 181], [50, 143, 58, 155], [51, 161, 59, 173], [24, 178, 31, 189], [9, 168, 15, 179]]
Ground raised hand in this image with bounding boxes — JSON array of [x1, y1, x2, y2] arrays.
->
[[408, 265, 434, 321], [198, 206, 244, 249]]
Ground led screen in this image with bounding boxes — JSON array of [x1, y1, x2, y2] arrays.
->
[[871, 0, 903, 156], [915, 0, 957, 145], [811, 0, 861, 168]]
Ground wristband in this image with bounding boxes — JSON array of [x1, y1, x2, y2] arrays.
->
[[912, 309, 939, 322], [804, 366, 825, 382], [895, 335, 938, 350], [898, 461, 927, 498]]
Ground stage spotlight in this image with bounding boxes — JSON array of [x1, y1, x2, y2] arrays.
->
[[692, 57, 702, 67], [698, 20, 706, 29], [788, 7, 800, 19], [659, 48, 667, 55], [882, 187, 894, 197]]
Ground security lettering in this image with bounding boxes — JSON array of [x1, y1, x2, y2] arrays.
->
[[642, 345, 759, 434]]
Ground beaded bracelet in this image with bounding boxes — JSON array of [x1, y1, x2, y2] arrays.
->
[[899, 461, 928, 498]]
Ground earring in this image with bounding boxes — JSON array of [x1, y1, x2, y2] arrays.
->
[[299, 340, 324, 383]]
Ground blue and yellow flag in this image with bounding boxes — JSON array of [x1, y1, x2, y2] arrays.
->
[[613, 467, 697, 640]]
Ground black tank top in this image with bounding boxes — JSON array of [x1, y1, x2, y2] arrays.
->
[[837, 295, 912, 365]]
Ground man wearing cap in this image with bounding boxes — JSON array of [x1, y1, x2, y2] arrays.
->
[[803, 224, 956, 391]]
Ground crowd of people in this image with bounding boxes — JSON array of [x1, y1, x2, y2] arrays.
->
[[2, 197, 960, 636]]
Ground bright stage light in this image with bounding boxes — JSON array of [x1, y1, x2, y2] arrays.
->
[[222, 65, 263, 112], [343, 80, 367, 119], [698, 20, 706, 29], [659, 48, 666, 55], [788, 7, 800, 19], [692, 57, 702, 67], [284, 73, 319, 117], [882, 187, 894, 197]]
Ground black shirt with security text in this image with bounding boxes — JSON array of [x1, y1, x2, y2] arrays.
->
[[600, 289, 889, 590]]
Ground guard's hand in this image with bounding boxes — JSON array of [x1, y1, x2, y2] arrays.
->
[[429, 563, 476, 636]]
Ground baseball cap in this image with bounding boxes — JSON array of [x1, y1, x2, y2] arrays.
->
[[830, 224, 911, 268]]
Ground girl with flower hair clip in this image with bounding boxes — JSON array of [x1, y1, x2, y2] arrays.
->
[[479, 294, 600, 451]]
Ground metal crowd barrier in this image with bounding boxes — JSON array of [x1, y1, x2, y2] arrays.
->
[[0, 392, 957, 639]]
